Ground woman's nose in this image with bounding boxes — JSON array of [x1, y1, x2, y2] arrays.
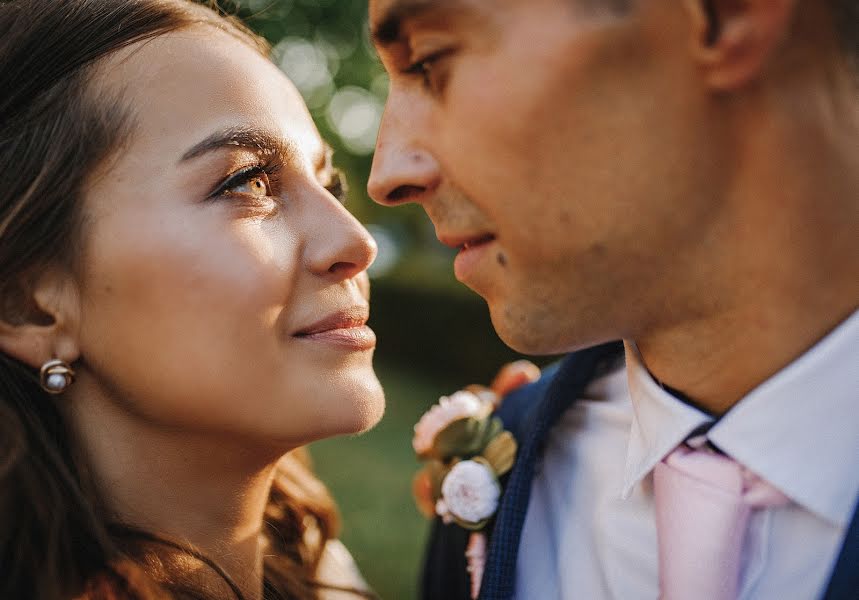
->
[[305, 199, 378, 281]]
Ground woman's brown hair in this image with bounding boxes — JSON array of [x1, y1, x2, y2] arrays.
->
[[0, 1, 358, 598]]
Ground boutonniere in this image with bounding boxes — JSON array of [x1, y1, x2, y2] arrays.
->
[[412, 389, 518, 599]]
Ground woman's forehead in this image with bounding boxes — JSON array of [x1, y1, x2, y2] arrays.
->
[[94, 26, 323, 167]]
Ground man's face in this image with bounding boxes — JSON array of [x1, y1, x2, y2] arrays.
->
[[368, 0, 727, 354]]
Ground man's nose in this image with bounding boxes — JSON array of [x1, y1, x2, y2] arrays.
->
[[368, 104, 441, 205]]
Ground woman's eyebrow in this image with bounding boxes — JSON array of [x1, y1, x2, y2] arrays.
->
[[180, 126, 294, 162]]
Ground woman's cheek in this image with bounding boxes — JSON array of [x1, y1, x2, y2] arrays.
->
[[76, 211, 301, 430]]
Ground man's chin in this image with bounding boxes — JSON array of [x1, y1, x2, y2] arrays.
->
[[488, 299, 613, 356], [488, 302, 565, 356]]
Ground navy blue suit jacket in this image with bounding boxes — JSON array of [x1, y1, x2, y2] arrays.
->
[[420, 342, 859, 600]]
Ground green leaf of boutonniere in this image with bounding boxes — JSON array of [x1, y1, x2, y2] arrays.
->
[[432, 416, 505, 460], [452, 515, 491, 531], [481, 431, 518, 476]]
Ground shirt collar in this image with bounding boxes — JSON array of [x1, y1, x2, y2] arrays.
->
[[622, 309, 859, 526], [621, 342, 712, 499], [708, 309, 859, 526]]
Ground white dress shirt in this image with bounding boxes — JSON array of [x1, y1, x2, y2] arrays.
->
[[515, 309, 859, 599]]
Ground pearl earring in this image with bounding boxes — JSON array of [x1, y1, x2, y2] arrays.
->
[[39, 359, 75, 394]]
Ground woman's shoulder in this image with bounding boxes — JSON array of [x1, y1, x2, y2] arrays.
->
[[315, 539, 373, 600]]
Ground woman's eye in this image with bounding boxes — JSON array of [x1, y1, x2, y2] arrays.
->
[[210, 166, 275, 200], [230, 174, 270, 197]]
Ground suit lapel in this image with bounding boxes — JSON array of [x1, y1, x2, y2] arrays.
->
[[822, 496, 859, 599], [479, 341, 624, 600]]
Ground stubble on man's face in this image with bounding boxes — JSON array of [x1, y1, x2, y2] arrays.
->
[[369, 0, 725, 354]]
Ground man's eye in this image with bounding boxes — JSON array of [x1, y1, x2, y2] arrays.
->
[[405, 58, 434, 87], [404, 49, 454, 94]]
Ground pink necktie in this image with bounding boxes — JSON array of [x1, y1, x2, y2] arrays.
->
[[654, 444, 790, 600]]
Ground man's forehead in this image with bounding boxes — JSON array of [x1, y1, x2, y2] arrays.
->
[[370, 0, 478, 46], [369, 0, 441, 25]]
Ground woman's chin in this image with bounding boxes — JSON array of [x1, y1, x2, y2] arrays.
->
[[339, 374, 386, 435], [274, 370, 385, 444]]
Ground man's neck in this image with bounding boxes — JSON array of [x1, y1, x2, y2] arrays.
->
[[635, 300, 856, 416], [634, 93, 859, 416]]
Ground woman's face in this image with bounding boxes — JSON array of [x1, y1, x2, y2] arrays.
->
[[72, 27, 383, 447]]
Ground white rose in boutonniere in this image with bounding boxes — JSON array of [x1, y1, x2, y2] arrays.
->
[[441, 459, 501, 526]]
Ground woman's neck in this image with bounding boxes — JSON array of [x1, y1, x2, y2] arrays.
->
[[64, 390, 287, 600]]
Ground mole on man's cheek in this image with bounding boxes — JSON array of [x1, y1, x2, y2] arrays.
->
[[497, 252, 507, 266]]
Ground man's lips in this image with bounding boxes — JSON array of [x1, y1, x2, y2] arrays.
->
[[438, 232, 496, 251], [444, 233, 499, 283]]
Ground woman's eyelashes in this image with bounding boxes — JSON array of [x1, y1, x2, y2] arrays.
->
[[324, 169, 347, 204], [208, 158, 283, 201], [208, 159, 347, 207]]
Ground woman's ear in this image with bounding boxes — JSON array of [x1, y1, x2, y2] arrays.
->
[[0, 269, 81, 369], [681, 0, 798, 90]]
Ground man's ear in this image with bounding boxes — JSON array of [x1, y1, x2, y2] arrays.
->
[[0, 269, 81, 370], [681, 0, 798, 90]]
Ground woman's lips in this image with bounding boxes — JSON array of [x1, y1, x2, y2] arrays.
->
[[294, 307, 376, 350], [296, 325, 376, 350]]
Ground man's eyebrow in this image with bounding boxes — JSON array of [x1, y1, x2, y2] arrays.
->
[[180, 126, 293, 162], [371, 0, 461, 47]]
